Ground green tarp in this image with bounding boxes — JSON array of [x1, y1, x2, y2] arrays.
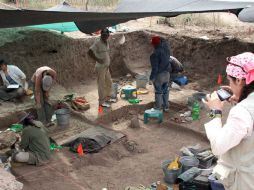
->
[[30, 22, 78, 32]]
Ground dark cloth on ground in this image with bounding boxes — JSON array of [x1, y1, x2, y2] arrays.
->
[[67, 135, 111, 153]]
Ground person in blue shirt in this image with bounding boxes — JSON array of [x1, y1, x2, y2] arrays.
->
[[150, 36, 171, 112]]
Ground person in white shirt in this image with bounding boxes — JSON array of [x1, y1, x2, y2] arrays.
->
[[0, 59, 27, 101], [203, 52, 254, 190]]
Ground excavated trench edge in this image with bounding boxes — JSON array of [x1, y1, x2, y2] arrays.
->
[[0, 101, 207, 142]]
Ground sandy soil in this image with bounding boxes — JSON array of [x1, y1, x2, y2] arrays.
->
[[1, 16, 254, 190]]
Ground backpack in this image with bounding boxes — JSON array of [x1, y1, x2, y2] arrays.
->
[[170, 56, 184, 73]]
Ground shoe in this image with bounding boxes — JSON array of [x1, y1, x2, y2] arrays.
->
[[164, 108, 169, 112], [107, 98, 117, 103], [46, 122, 55, 128], [101, 102, 111, 108]]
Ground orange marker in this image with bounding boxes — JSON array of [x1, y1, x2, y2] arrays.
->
[[217, 74, 222, 85], [77, 143, 84, 156]]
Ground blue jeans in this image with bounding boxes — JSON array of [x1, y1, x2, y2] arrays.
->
[[153, 72, 170, 109]]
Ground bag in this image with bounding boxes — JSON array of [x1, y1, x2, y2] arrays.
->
[[170, 56, 184, 73], [71, 97, 90, 111]]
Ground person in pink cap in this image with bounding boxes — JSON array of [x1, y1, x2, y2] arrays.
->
[[203, 52, 254, 190]]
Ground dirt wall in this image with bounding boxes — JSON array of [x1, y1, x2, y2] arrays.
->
[[0, 29, 254, 89]]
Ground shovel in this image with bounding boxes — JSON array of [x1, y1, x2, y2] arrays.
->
[[168, 156, 180, 170]]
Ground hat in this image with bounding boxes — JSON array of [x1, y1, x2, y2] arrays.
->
[[226, 52, 254, 85], [42, 75, 53, 91], [151, 36, 161, 46]]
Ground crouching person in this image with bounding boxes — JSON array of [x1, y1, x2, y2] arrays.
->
[[31, 66, 56, 125], [13, 116, 51, 166], [0, 59, 27, 101]]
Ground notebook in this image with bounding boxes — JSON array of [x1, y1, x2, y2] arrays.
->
[[7, 84, 19, 89]]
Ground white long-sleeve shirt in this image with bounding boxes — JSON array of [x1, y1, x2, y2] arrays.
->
[[204, 105, 253, 156], [0, 65, 26, 87]]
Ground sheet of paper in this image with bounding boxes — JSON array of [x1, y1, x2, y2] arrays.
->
[[7, 84, 19, 89]]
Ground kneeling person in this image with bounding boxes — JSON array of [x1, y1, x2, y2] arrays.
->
[[13, 117, 51, 166]]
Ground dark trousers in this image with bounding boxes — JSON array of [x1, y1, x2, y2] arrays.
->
[[32, 82, 53, 124], [153, 72, 170, 109], [0, 86, 24, 101]]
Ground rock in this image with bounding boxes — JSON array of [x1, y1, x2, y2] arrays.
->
[[0, 167, 23, 190], [0, 131, 17, 150], [123, 140, 138, 152], [126, 73, 132, 79], [129, 116, 140, 129]]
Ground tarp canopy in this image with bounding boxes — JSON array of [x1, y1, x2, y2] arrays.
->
[[0, 0, 253, 33], [116, 0, 253, 13], [238, 6, 254, 22]]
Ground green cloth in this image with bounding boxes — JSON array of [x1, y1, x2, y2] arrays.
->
[[20, 121, 51, 166]]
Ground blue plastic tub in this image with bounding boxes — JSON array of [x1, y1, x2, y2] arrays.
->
[[208, 174, 225, 190], [173, 76, 188, 86]]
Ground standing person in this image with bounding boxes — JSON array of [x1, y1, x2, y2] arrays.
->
[[31, 66, 56, 125], [203, 52, 254, 189], [0, 59, 27, 101], [88, 28, 112, 108], [150, 36, 171, 112], [12, 114, 51, 166]]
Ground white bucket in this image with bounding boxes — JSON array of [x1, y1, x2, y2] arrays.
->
[[55, 108, 70, 128], [136, 74, 147, 89]]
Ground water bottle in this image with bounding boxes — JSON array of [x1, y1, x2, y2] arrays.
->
[[191, 102, 200, 120]]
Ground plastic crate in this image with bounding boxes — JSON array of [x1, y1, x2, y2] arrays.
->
[[198, 156, 214, 169]]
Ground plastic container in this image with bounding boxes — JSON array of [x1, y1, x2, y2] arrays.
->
[[179, 156, 200, 172], [193, 175, 211, 190], [198, 156, 214, 169], [111, 83, 118, 99], [136, 74, 147, 89], [120, 85, 137, 100], [128, 99, 142, 104], [162, 160, 182, 184], [144, 108, 163, 124], [55, 108, 70, 128], [173, 76, 188, 86], [208, 174, 225, 190], [191, 102, 200, 120]]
